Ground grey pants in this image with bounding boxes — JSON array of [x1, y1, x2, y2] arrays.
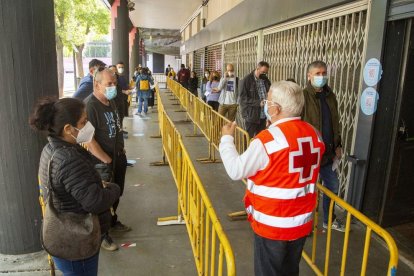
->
[[254, 234, 307, 276]]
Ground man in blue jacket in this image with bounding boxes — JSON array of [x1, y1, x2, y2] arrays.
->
[[135, 67, 154, 115], [73, 59, 106, 100]]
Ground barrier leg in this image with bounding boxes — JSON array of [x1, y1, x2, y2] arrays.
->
[[150, 151, 169, 166], [227, 211, 247, 221], [174, 114, 192, 123], [186, 124, 204, 137], [157, 192, 185, 226], [197, 143, 222, 163]]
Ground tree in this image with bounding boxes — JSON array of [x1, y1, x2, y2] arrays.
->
[[54, 0, 109, 97]]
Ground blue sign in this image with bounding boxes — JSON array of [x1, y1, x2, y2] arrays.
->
[[360, 87, 379, 116], [363, 58, 382, 87]]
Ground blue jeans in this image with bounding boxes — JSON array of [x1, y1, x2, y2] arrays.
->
[[319, 163, 340, 224], [52, 252, 99, 276], [138, 96, 148, 113]]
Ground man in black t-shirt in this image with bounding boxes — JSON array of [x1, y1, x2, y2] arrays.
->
[[85, 68, 131, 251]]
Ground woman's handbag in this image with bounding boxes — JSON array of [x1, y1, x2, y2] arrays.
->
[[41, 149, 101, 261]]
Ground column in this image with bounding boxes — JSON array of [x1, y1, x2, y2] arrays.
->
[[111, 0, 130, 79], [0, 0, 58, 254]]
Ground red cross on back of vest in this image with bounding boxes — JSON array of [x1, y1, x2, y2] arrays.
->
[[289, 137, 321, 183]]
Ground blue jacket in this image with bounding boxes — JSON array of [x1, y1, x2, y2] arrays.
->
[[73, 75, 93, 100], [135, 74, 154, 97]]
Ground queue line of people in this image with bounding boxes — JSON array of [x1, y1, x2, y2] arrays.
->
[[32, 58, 344, 276]]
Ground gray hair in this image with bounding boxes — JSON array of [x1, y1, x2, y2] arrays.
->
[[94, 67, 115, 82], [307, 60, 327, 73], [269, 81, 304, 116]]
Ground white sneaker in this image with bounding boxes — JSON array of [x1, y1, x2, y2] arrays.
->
[[323, 219, 346, 232]]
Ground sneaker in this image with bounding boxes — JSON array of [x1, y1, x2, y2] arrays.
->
[[126, 162, 134, 167], [101, 235, 118, 251], [323, 219, 346, 232], [111, 221, 132, 232]]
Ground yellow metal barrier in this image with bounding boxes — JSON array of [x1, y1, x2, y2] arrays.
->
[[303, 184, 398, 276], [154, 84, 236, 276], [38, 180, 56, 276], [166, 78, 250, 162], [166, 78, 398, 274]]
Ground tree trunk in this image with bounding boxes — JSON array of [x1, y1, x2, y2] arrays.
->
[[56, 36, 64, 98], [75, 44, 85, 78]]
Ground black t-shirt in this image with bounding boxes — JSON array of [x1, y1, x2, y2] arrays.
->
[[85, 94, 124, 157]]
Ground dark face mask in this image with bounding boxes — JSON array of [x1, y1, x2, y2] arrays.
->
[[259, 73, 267, 80]]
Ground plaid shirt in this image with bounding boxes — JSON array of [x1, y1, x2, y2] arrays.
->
[[256, 78, 267, 119]]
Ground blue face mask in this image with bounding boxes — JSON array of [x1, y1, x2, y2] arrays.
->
[[264, 102, 272, 121], [312, 76, 328, 88], [105, 86, 117, 100]]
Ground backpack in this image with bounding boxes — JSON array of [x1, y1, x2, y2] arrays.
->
[[140, 79, 150, 90]]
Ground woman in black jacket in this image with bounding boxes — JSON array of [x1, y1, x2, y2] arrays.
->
[[30, 97, 120, 276], [188, 71, 199, 96]]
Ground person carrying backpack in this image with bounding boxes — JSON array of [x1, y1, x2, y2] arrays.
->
[[135, 67, 154, 115]]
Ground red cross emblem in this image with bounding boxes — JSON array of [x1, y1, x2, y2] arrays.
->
[[289, 137, 320, 183]]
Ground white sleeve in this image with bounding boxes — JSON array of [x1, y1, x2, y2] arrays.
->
[[219, 135, 269, 180]]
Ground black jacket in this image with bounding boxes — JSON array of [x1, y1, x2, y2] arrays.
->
[[188, 77, 198, 95], [38, 136, 120, 234], [239, 70, 271, 123]]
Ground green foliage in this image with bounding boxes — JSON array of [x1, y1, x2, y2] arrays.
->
[[54, 0, 110, 51]]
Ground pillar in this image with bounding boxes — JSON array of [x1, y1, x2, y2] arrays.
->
[[111, 0, 130, 79], [0, 0, 58, 254], [129, 26, 139, 76]]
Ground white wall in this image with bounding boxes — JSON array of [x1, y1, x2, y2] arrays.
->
[[146, 53, 154, 72], [164, 55, 179, 72]]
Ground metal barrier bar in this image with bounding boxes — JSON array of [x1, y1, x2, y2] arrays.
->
[[154, 83, 236, 275], [167, 78, 399, 275], [303, 184, 399, 276], [38, 180, 56, 276], [166, 78, 250, 162]]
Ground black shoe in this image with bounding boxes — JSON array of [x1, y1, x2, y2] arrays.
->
[[111, 221, 132, 232], [126, 162, 134, 167]]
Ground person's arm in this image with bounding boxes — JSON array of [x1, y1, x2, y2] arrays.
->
[[219, 122, 268, 180], [86, 138, 112, 163], [73, 80, 92, 100], [149, 76, 154, 85], [58, 156, 120, 214], [85, 104, 112, 163], [214, 77, 227, 92]]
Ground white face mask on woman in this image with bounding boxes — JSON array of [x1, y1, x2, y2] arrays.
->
[[71, 121, 95, 144]]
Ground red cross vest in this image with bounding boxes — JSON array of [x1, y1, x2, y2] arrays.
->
[[245, 118, 325, 240]]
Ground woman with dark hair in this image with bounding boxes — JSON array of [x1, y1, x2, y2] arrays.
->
[[205, 71, 221, 111], [188, 71, 198, 96], [30, 97, 120, 276]]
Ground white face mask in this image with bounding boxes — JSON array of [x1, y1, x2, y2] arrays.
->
[[205, 73, 209, 78], [72, 121, 95, 144], [117, 67, 124, 74]]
